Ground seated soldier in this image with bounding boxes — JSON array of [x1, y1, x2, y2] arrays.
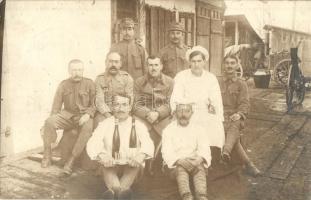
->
[[41, 59, 95, 175], [86, 95, 154, 199], [94, 51, 134, 129], [133, 55, 174, 145], [219, 55, 261, 177], [162, 103, 211, 200]]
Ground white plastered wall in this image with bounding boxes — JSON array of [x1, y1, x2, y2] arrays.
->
[[1, 0, 111, 154]]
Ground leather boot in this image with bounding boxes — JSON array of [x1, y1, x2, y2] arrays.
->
[[245, 162, 262, 177], [41, 146, 52, 168], [63, 155, 75, 175]]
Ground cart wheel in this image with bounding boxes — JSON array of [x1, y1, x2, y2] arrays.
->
[[286, 66, 305, 111], [274, 59, 291, 86]]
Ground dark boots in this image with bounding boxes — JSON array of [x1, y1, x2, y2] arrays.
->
[[245, 162, 262, 177]]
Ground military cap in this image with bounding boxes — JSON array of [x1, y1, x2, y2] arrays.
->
[[185, 45, 209, 61], [121, 18, 135, 28], [168, 22, 185, 32]]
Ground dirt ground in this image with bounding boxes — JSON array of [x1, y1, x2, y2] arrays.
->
[[1, 82, 311, 200]]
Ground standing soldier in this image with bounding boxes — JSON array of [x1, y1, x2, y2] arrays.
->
[[110, 18, 147, 80], [94, 52, 134, 128], [133, 55, 174, 146], [158, 22, 189, 78], [41, 59, 95, 175], [219, 55, 261, 177]]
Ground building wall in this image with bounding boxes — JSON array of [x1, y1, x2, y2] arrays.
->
[[1, 0, 111, 155], [269, 29, 311, 53], [145, 0, 195, 13]]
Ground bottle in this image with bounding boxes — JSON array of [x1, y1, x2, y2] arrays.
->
[[112, 118, 120, 159], [129, 117, 137, 148]]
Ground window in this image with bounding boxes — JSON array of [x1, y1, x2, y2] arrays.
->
[[179, 13, 194, 47]]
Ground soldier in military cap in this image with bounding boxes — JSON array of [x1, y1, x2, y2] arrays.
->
[[110, 18, 147, 80], [219, 55, 262, 177], [158, 21, 189, 78], [94, 51, 134, 128]]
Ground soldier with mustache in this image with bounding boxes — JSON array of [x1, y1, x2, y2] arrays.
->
[[133, 55, 174, 147], [219, 55, 261, 177], [87, 95, 154, 199], [41, 59, 96, 175], [94, 52, 134, 128], [110, 18, 147, 80], [158, 22, 189, 78]]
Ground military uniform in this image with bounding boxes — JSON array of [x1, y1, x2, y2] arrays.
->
[[94, 70, 134, 127], [133, 73, 174, 143], [110, 41, 147, 80], [42, 78, 95, 166], [110, 18, 147, 80], [158, 44, 189, 78], [158, 22, 189, 78], [219, 76, 249, 156]]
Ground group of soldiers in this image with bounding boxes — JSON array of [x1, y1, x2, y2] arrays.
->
[[40, 18, 261, 200]]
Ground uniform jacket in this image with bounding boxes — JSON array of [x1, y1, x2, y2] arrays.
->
[[110, 40, 147, 80], [51, 78, 96, 118], [218, 76, 250, 120], [133, 73, 174, 120], [158, 43, 189, 78], [95, 71, 134, 114], [133, 73, 174, 133]]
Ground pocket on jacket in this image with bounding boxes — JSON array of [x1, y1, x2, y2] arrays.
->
[[79, 91, 90, 106]]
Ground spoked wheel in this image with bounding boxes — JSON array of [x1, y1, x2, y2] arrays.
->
[[275, 59, 291, 86], [286, 65, 305, 112]]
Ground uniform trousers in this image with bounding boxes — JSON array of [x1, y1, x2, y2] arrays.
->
[[42, 112, 93, 158]]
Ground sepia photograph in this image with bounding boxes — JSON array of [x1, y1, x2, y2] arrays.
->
[[0, 0, 311, 199]]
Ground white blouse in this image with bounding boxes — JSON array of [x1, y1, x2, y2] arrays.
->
[[161, 121, 211, 169], [86, 116, 154, 161]]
